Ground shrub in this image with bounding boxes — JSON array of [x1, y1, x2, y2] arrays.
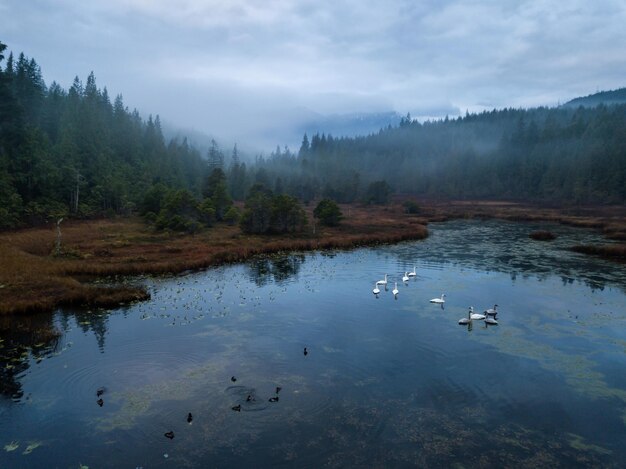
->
[[314, 199, 343, 226], [223, 206, 241, 225], [403, 200, 421, 214], [365, 180, 392, 205]]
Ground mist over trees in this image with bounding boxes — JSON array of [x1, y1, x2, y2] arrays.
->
[[1, 40, 625, 231], [0, 42, 207, 228], [251, 105, 626, 205]]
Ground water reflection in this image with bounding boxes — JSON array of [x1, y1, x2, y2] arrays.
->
[[0, 315, 61, 400], [58, 308, 110, 352], [1, 220, 625, 467], [390, 219, 626, 292], [247, 254, 305, 286]]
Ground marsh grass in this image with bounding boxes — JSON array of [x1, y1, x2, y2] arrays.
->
[[2, 200, 624, 316], [0, 205, 427, 315]]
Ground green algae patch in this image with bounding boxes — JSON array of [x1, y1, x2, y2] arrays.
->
[[4, 441, 19, 452], [22, 441, 43, 455], [567, 433, 612, 455]]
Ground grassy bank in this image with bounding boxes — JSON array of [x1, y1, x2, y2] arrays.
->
[[2, 200, 625, 316], [0, 204, 428, 315]]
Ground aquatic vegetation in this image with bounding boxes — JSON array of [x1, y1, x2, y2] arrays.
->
[[3, 441, 19, 452], [22, 441, 42, 455], [567, 433, 612, 455]]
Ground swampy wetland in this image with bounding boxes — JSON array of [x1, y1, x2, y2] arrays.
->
[[2, 220, 626, 468]]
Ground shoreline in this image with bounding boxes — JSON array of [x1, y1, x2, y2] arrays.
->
[[1, 200, 625, 316]]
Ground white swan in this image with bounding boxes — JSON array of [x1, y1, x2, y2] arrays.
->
[[373, 283, 380, 295], [408, 266, 417, 277], [402, 272, 409, 283], [459, 309, 472, 325], [485, 316, 498, 325], [469, 307, 486, 320], [392, 282, 399, 296], [484, 304, 498, 316], [376, 274, 388, 286], [430, 294, 445, 304]]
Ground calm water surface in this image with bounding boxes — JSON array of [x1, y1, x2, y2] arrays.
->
[[2, 220, 626, 468]]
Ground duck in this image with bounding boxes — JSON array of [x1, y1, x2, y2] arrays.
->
[[231, 376, 237, 382], [408, 266, 417, 277], [97, 398, 104, 407], [484, 304, 498, 316], [164, 431, 175, 439], [187, 412, 193, 424], [402, 272, 410, 283], [376, 274, 388, 286], [373, 283, 380, 295], [96, 387, 105, 397], [430, 294, 445, 304], [276, 386, 282, 394], [469, 307, 486, 320], [303, 347, 308, 356], [269, 396, 279, 402], [231, 404, 242, 412], [459, 309, 472, 325], [392, 282, 399, 296]]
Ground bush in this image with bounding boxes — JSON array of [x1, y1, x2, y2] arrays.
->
[[403, 200, 421, 214], [314, 199, 343, 226], [365, 180, 392, 204], [223, 206, 241, 225]]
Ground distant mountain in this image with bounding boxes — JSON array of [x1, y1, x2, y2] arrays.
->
[[562, 87, 626, 108], [296, 111, 403, 139]]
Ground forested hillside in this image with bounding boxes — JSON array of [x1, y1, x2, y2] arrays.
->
[[0, 41, 207, 228], [563, 88, 626, 109], [2, 39, 626, 232], [255, 104, 626, 205]]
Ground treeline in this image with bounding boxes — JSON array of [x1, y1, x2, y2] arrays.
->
[[252, 104, 626, 204], [0, 41, 207, 228], [2, 39, 625, 233]]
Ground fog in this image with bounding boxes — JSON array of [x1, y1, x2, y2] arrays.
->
[[2, 0, 626, 150]]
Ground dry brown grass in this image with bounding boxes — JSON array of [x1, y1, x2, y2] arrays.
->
[[0, 205, 427, 315]]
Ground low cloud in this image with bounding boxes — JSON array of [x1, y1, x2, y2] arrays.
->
[[2, 0, 626, 150]]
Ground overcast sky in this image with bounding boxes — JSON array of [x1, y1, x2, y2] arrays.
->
[[2, 0, 626, 150]]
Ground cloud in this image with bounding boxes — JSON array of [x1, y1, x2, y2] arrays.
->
[[2, 0, 626, 149]]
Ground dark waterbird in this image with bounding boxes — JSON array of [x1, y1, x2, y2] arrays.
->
[[269, 396, 279, 403], [97, 398, 103, 407], [231, 404, 241, 412], [96, 387, 106, 397], [276, 386, 282, 394], [164, 431, 175, 439], [187, 412, 193, 424], [303, 347, 308, 356], [231, 376, 237, 382], [246, 394, 254, 402]]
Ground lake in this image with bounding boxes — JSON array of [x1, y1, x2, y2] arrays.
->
[[1, 219, 626, 468]]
